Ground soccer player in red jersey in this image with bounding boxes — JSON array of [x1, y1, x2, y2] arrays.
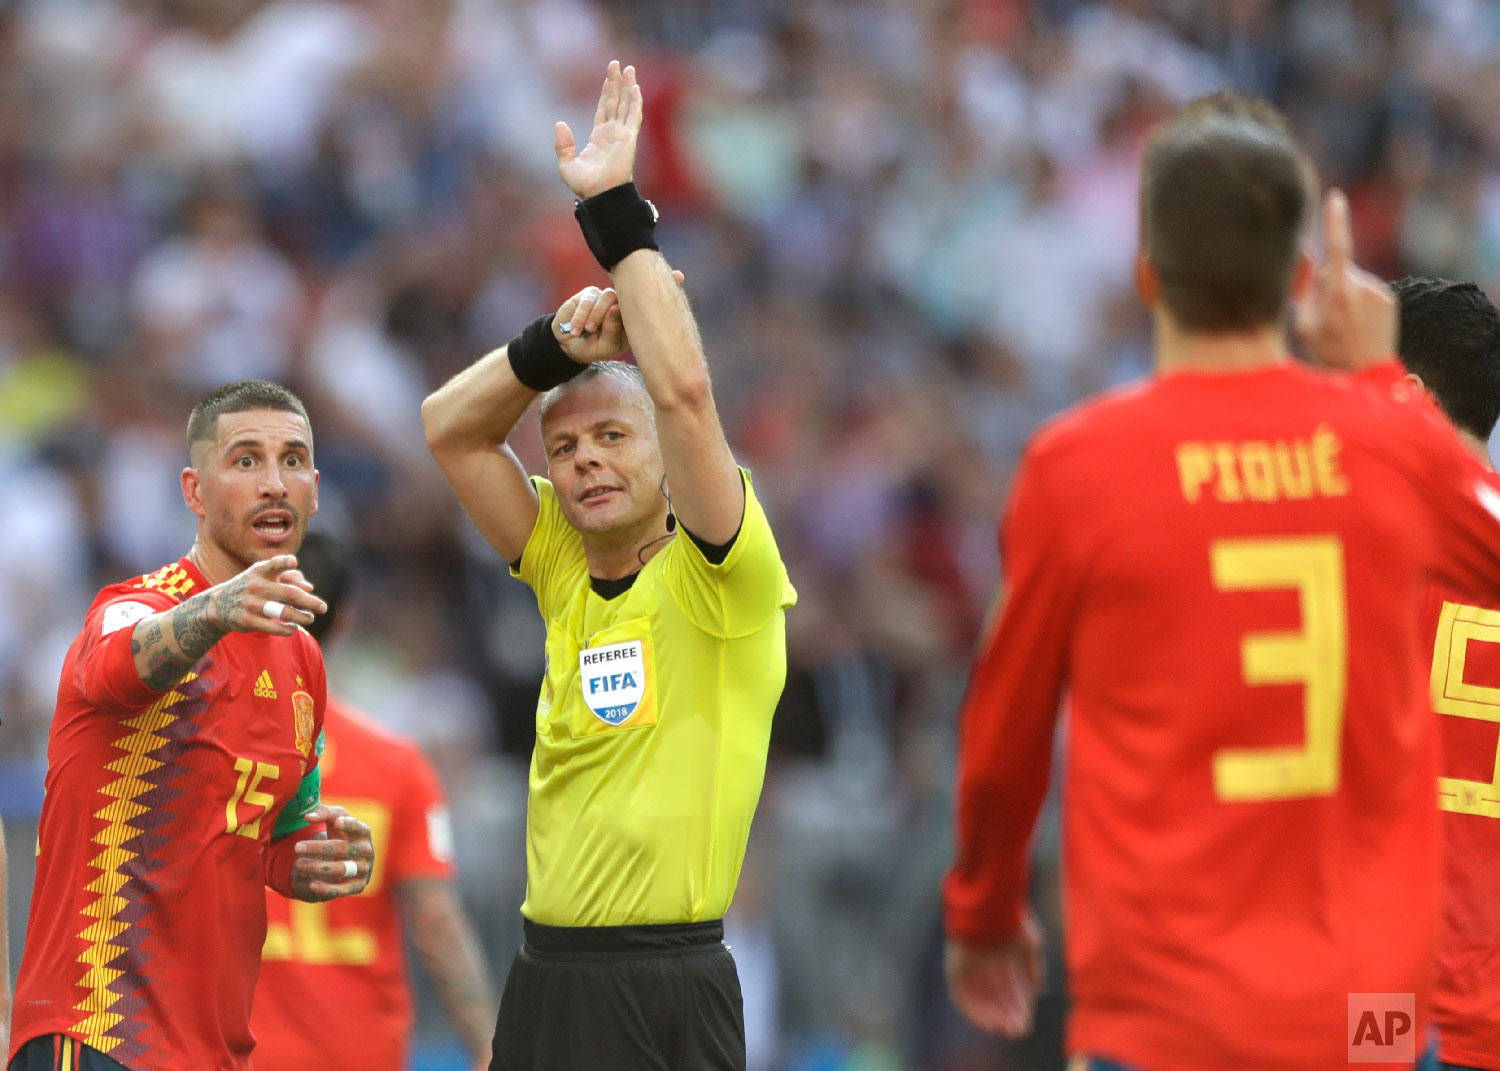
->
[[1388, 278, 1500, 1071], [250, 533, 496, 1071], [943, 94, 1500, 1071], [7, 381, 375, 1071]]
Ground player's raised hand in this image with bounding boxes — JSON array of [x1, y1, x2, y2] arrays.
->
[[945, 912, 1044, 1038], [1294, 188, 1396, 371], [555, 60, 643, 200], [291, 804, 374, 901], [207, 555, 327, 636]]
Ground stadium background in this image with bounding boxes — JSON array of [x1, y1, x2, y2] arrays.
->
[[0, 0, 1494, 1068]]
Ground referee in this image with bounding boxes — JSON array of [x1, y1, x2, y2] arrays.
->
[[422, 60, 795, 1071]]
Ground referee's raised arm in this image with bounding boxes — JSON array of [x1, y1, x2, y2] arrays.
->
[[556, 60, 745, 546]]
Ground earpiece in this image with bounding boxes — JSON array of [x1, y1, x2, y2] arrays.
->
[[637, 477, 679, 566], [659, 475, 675, 533]]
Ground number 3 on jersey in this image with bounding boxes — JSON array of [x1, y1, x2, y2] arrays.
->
[[1431, 600, 1500, 817], [1211, 535, 1348, 801]]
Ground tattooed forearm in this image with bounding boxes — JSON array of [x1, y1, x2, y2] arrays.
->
[[171, 594, 224, 663], [144, 650, 181, 690], [133, 591, 230, 691], [132, 621, 162, 662], [209, 571, 251, 628], [401, 879, 497, 1061]]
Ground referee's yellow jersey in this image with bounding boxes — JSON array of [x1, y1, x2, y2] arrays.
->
[[513, 470, 797, 927]]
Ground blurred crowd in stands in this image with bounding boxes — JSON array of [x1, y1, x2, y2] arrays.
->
[[2, 0, 1496, 1067]]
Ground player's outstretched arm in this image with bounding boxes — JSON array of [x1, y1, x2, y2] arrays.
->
[[422, 285, 630, 564], [556, 61, 743, 544], [398, 877, 497, 1069], [129, 556, 327, 692], [1, 810, 10, 1056]]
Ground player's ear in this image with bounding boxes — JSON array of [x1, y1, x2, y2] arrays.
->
[[182, 467, 207, 519], [1401, 371, 1440, 409], [1133, 250, 1159, 306]]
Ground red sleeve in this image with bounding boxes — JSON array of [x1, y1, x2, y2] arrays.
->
[[73, 593, 177, 711], [388, 749, 454, 884], [263, 821, 328, 898], [942, 442, 1082, 945]]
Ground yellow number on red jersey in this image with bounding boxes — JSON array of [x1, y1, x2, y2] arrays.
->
[[1211, 535, 1348, 801], [226, 757, 280, 839], [1431, 600, 1500, 817]]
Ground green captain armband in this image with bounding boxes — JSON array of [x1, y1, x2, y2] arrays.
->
[[271, 730, 325, 839]]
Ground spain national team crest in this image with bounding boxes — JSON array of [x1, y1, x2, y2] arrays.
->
[[578, 640, 648, 726], [292, 691, 315, 756]]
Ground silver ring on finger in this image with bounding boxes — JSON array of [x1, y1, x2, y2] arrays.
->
[[341, 860, 358, 879], [263, 600, 287, 621]]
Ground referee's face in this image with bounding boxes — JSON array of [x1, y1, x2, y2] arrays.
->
[[542, 377, 665, 539]]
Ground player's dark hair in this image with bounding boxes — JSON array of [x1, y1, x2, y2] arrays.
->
[[292, 531, 349, 646], [1141, 92, 1317, 331], [1394, 276, 1500, 440], [186, 380, 312, 457]]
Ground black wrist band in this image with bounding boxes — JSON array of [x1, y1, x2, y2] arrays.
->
[[507, 314, 585, 393], [574, 182, 660, 271]]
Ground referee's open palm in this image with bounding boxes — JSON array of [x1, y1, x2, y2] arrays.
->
[[555, 60, 643, 200]]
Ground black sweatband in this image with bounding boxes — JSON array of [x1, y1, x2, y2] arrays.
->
[[574, 182, 660, 271], [507, 314, 585, 393]]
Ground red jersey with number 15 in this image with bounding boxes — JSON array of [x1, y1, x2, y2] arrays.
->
[[945, 362, 1500, 1071], [9, 557, 326, 1071], [251, 698, 453, 1071]]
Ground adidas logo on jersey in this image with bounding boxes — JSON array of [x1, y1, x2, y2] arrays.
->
[[254, 670, 278, 699]]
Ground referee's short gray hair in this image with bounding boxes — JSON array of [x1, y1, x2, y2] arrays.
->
[[537, 361, 655, 429]]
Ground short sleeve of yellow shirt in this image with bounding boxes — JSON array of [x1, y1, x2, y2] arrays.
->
[[653, 474, 796, 639], [510, 469, 797, 926]]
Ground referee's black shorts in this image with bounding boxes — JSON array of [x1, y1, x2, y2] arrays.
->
[[491, 917, 745, 1071]]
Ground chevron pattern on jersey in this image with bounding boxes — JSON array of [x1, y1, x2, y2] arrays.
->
[[71, 665, 212, 1064]]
